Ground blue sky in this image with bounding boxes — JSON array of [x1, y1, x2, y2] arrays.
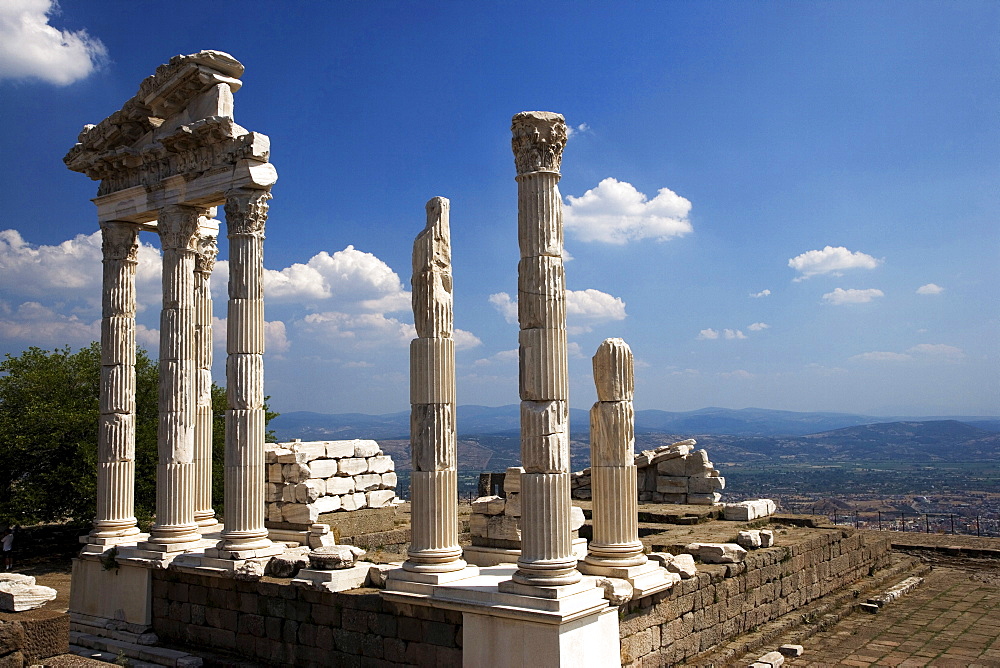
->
[[0, 1, 996, 417]]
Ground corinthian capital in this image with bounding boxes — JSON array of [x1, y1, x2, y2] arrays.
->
[[195, 232, 219, 274], [511, 111, 567, 175], [224, 188, 271, 237], [100, 222, 140, 262], [157, 205, 202, 252]]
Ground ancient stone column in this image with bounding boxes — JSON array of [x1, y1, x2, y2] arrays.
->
[[193, 221, 219, 529], [584, 339, 645, 568], [511, 111, 580, 587], [92, 221, 142, 544], [146, 205, 202, 550], [218, 188, 275, 554], [404, 197, 466, 573]]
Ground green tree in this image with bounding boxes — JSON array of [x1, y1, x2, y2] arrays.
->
[[0, 344, 278, 527]]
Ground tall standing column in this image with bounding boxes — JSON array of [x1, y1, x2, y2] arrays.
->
[[511, 111, 580, 587], [583, 339, 645, 567], [193, 221, 220, 529], [218, 188, 275, 554], [92, 221, 142, 544], [404, 197, 466, 573], [146, 205, 202, 550]]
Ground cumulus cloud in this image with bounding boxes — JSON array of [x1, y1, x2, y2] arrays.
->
[[750, 289, 771, 298], [563, 178, 693, 244], [453, 329, 483, 350], [697, 328, 719, 340], [822, 288, 884, 305], [0, 300, 98, 344], [788, 246, 881, 281], [916, 283, 944, 295], [565, 123, 590, 137], [489, 289, 626, 333], [488, 292, 518, 324], [473, 349, 518, 367], [0, 1, 107, 85], [299, 312, 416, 349], [748, 322, 769, 331], [724, 329, 746, 340]]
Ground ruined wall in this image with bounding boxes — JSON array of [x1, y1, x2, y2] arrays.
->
[[618, 528, 892, 667], [265, 440, 397, 528], [152, 570, 462, 667], [571, 440, 726, 505]]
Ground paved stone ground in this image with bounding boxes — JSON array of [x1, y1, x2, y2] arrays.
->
[[778, 563, 1000, 667]]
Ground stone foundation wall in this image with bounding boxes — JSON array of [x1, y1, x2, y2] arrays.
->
[[151, 570, 462, 667], [618, 527, 892, 667], [266, 439, 398, 528]]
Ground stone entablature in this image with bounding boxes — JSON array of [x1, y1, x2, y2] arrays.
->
[[571, 439, 726, 505], [265, 440, 398, 527]]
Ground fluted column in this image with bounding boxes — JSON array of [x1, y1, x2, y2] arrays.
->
[[584, 339, 645, 567], [92, 221, 142, 544], [193, 221, 219, 529], [511, 111, 580, 587], [146, 205, 202, 550], [218, 188, 274, 553], [404, 197, 466, 573]]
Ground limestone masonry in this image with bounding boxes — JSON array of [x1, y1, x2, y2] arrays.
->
[[264, 439, 398, 527]]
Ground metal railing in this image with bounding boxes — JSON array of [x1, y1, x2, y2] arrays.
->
[[783, 504, 1000, 537]]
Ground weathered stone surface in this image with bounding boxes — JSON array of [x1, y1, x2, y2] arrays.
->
[[486, 515, 521, 541], [354, 474, 382, 492], [366, 490, 395, 508], [325, 477, 355, 495], [592, 338, 634, 402], [596, 577, 634, 606], [307, 459, 339, 478], [503, 467, 523, 493], [760, 530, 775, 547], [724, 499, 777, 521], [687, 492, 722, 505], [589, 401, 635, 467], [352, 441, 381, 458], [281, 503, 318, 525], [308, 545, 366, 570], [688, 476, 725, 493], [779, 645, 804, 658], [338, 458, 368, 476], [737, 530, 763, 550], [697, 543, 747, 564], [504, 492, 522, 517], [656, 476, 689, 494], [0, 582, 57, 612], [340, 492, 367, 512], [472, 496, 506, 516], [325, 441, 355, 458], [367, 455, 394, 474], [267, 546, 310, 578]]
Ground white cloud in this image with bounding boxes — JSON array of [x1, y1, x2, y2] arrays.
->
[[567, 341, 586, 359], [907, 343, 964, 361], [851, 351, 913, 362], [0, 300, 98, 344], [748, 322, 769, 331], [750, 289, 771, 298], [563, 178, 693, 244], [453, 329, 483, 350], [723, 329, 746, 340], [299, 311, 416, 349], [565, 123, 590, 137], [719, 369, 753, 379], [473, 349, 518, 367], [0, 1, 107, 85], [788, 246, 882, 281], [916, 283, 944, 295], [822, 288, 884, 305], [489, 289, 626, 333], [697, 328, 719, 340], [488, 292, 518, 324]]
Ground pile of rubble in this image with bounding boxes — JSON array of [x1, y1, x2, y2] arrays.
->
[[265, 439, 398, 527], [571, 439, 726, 505]]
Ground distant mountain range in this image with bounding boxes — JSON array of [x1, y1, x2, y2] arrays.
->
[[270, 405, 1000, 441]]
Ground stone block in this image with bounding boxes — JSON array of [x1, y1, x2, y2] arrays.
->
[[380, 472, 397, 489], [469, 513, 488, 538], [518, 329, 569, 401], [779, 645, 803, 657], [656, 456, 687, 477], [326, 477, 355, 495], [656, 476, 688, 494], [283, 462, 312, 483], [486, 515, 521, 541], [367, 455, 394, 474], [520, 400, 570, 473], [505, 492, 521, 517], [760, 530, 775, 548], [353, 440, 381, 458], [295, 481, 323, 503], [503, 467, 524, 493], [308, 545, 366, 570], [589, 401, 635, 467], [282, 503, 318, 525], [354, 474, 382, 492], [754, 650, 785, 666], [269, 447, 292, 463], [688, 492, 721, 505], [570, 505, 585, 531], [308, 459, 339, 479], [267, 463, 283, 483], [265, 482, 282, 502], [410, 403, 456, 471], [410, 338, 456, 404], [340, 492, 368, 512], [685, 449, 712, 476], [325, 441, 355, 459], [737, 530, 762, 550], [276, 449, 304, 464], [698, 543, 747, 564], [314, 495, 341, 514], [267, 503, 283, 523], [367, 490, 395, 508], [689, 476, 725, 493], [0, 582, 57, 612], [296, 442, 327, 461], [281, 485, 296, 502], [338, 458, 368, 476], [667, 553, 698, 579], [472, 495, 505, 515]]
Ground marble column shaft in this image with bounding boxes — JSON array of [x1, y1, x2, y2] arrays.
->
[[193, 224, 219, 529], [405, 197, 465, 573], [585, 339, 646, 568], [219, 188, 273, 553], [93, 221, 142, 543], [511, 111, 580, 587], [147, 205, 202, 549]]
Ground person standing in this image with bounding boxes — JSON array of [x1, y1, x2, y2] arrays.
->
[[1, 528, 13, 571]]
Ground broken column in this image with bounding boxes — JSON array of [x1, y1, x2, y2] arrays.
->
[[403, 197, 466, 574], [510, 111, 580, 587], [144, 205, 202, 551], [216, 188, 279, 556], [578, 339, 677, 597], [91, 221, 142, 544], [583, 339, 645, 568], [193, 221, 219, 529]]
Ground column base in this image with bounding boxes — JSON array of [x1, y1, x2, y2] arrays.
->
[[385, 564, 481, 598], [206, 540, 284, 561], [194, 510, 219, 529], [402, 546, 468, 574], [577, 559, 680, 599]]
